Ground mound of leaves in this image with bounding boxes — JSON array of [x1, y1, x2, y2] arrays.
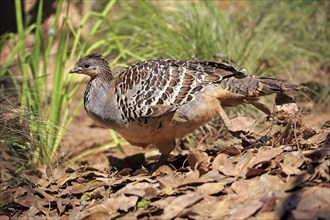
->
[[0, 95, 329, 220]]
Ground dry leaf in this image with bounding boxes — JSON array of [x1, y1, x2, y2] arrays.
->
[[197, 182, 226, 195], [230, 200, 263, 219], [187, 150, 210, 175], [216, 154, 238, 176], [292, 186, 330, 219], [212, 153, 228, 170], [303, 129, 329, 145], [284, 172, 311, 191], [253, 147, 283, 166], [281, 164, 302, 175], [236, 149, 255, 177], [251, 211, 280, 220], [210, 200, 230, 219], [104, 195, 138, 212], [161, 193, 203, 219], [115, 182, 157, 198], [275, 93, 298, 114], [221, 146, 241, 156], [226, 116, 256, 132], [281, 151, 304, 175], [56, 172, 79, 186], [153, 165, 173, 176], [283, 151, 304, 167]]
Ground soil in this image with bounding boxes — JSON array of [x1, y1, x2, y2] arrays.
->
[[1, 77, 329, 219]]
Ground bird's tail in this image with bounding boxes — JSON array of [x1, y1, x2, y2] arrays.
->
[[220, 76, 306, 106], [250, 76, 306, 96], [220, 76, 306, 99]]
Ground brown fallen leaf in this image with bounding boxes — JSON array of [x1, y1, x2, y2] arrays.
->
[[219, 164, 238, 176], [236, 149, 255, 177], [143, 187, 158, 200], [227, 116, 256, 132], [221, 145, 241, 156], [253, 147, 283, 166], [281, 149, 304, 177], [284, 172, 311, 191], [18, 206, 40, 220], [0, 191, 14, 208], [161, 193, 203, 219], [281, 164, 302, 176], [176, 169, 201, 188], [116, 168, 132, 176], [47, 166, 67, 181], [245, 167, 266, 178], [210, 200, 230, 219], [259, 193, 277, 213], [230, 200, 263, 219], [34, 188, 55, 201], [197, 182, 226, 195], [69, 180, 103, 194], [275, 93, 299, 114], [14, 189, 35, 208], [183, 197, 217, 218], [56, 172, 79, 186], [251, 211, 280, 220], [104, 194, 138, 212], [56, 200, 66, 215], [292, 186, 330, 219], [283, 151, 304, 167], [114, 182, 157, 198], [198, 170, 231, 183], [314, 158, 330, 181], [212, 153, 228, 170], [151, 196, 175, 209], [79, 204, 118, 220], [133, 166, 148, 175], [302, 129, 329, 146], [216, 154, 238, 176], [153, 165, 173, 176], [187, 150, 210, 175]]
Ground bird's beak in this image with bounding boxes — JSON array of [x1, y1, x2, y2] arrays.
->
[[69, 66, 83, 74]]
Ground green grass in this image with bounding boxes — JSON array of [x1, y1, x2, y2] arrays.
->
[[109, 0, 328, 72], [0, 0, 123, 167]]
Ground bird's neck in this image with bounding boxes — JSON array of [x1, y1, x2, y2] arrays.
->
[[86, 66, 113, 98], [95, 66, 114, 82], [84, 74, 113, 116]]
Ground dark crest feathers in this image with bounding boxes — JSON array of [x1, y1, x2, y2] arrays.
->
[[85, 53, 109, 66]]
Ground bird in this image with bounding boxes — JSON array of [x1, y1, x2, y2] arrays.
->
[[70, 54, 305, 172]]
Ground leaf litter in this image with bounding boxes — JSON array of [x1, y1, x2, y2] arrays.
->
[[0, 94, 329, 219]]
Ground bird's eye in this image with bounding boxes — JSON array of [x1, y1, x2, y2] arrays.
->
[[84, 64, 90, 68]]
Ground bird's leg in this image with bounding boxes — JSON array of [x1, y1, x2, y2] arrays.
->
[[150, 140, 175, 174], [251, 102, 271, 115], [150, 153, 169, 174]]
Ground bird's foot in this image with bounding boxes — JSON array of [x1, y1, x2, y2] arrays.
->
[[149, 154, 169, 174]]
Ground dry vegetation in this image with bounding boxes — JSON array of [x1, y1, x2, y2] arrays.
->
[[1, 97, 329, 219], [0, 0, 329, 219]]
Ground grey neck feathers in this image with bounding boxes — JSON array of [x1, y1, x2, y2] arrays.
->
[[85, 64, 113, 104], [83, 64, 124, 126], [84, 65, 114, 118], [96, 65, 113, 82]]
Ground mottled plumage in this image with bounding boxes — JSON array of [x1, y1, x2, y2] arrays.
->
[[70, 54, 304, 172]]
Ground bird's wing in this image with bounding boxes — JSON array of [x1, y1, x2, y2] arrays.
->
[[114, 59, 246, 120]]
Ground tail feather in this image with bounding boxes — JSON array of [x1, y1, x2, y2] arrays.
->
[[256, 77, 306, 95], [221, 76, 306, 98]]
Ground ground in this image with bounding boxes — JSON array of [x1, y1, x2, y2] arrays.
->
[[0, 80, 329, 219]]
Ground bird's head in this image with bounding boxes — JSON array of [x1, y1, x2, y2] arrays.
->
[[69, 54, 112, 79]]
